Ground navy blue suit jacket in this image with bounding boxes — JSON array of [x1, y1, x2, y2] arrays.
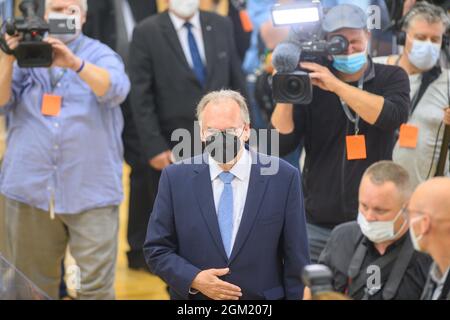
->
[[144, 151, 310, 300]]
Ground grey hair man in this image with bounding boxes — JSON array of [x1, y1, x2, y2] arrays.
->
[[374, 1, 450, 188]]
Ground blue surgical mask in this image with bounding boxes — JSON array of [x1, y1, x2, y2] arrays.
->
[[332, 51, 368, 74], [407, 40, 441, 71]]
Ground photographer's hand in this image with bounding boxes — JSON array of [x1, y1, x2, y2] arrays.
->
[[1, 34, 20, 62], [300, 62, 342, 93], [45, 37, 82, 70], [0, 34, 19, 107], [45, 37, 111, 97]]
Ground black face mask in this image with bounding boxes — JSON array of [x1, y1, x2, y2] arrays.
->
[[204, 132, 242, 164]]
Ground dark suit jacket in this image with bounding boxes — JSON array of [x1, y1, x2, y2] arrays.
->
[[144, 151, 310, 300], [129, 11, 247, 161], [83, 0, 158, 166]]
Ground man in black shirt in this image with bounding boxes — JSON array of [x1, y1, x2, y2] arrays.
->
[[317, 161, 431, 300], [406, 177, 450, 300], [271, 4, 410, 262]]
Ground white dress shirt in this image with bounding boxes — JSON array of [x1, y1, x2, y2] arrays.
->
[[168, 11, 207, 68], [121, 0, 136, 42], [209, 149, 252, 253]]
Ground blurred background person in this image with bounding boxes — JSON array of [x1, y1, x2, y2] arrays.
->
[[128, 0, 246, 273], [317, 161, 431, 300], [374, 2, 450, 188], [407, 177, 450, 300], [0, 0, 130, 299]]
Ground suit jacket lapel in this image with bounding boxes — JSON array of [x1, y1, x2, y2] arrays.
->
[[200, 12, 216, 89], [229, 153, 269, 264], [193, 162, 228, 261], [160, 12, 199, 84]]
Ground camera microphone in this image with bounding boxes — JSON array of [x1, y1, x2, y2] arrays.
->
[[272, 42, 302, 73]]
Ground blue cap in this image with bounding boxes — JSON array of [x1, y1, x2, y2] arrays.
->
[[322, 4, 368, 33]]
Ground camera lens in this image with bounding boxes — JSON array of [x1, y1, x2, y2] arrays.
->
[[287, 78, 301, 95]]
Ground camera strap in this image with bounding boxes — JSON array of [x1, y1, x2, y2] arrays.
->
[[340, 77, 364, 135], [48, 38, 85, 92]]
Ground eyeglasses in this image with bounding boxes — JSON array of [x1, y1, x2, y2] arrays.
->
[[203, 127, 245, 138]]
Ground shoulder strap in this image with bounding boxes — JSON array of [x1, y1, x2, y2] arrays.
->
[[348, 240, 402, 298], [382, 237, 415, 300], [410, 65, 442, 116]]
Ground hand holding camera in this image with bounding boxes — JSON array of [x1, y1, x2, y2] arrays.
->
[[45, 36, 82, 71], [0, 34, 20, 63], [301, 61, 342, 93]]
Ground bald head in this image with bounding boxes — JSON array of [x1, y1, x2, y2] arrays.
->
[[410, 177, 450, 219]]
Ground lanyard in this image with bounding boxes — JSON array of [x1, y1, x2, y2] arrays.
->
[[340, 77, 364, 135], [48, 39, 84, 92]]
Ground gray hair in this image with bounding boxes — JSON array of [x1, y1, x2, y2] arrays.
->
[[403, 2, 450, 31], [363, 161, 413, 200], [46, 0, 88, 12], [196, 90, 250, 125]]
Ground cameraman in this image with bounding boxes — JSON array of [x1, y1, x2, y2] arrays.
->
[[271, 4, 410, 262], [0, 0, 130, 299]]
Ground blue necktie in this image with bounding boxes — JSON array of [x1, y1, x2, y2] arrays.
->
[[218, 172, 234, 258], [184, 22, 206, 87]]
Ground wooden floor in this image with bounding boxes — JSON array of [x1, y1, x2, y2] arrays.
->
[[114, 165, 169, 300]]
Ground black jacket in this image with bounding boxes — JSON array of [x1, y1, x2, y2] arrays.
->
[[279, 60, 410, 228], [319, 222, 432, 300], [129, 11, 247, 161]]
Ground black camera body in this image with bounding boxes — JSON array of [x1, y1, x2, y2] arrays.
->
[[271, 1, 349, 105], [301, 264, 334, 296], [273, 34, 348, 105], [4, 0, 52, 68], [0, 0, 76, 68]]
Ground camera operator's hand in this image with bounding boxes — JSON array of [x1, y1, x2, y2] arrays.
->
[[444, 108, 450, 126], [1, 34, 20, 63], [149, 150, 173, 171], [45, 37, 82, 71], [191, 268, 242, 300], [300, 62, 342, 93]]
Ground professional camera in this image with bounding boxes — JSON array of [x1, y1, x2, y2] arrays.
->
[[271, 1, 349, 105], [302, 264, 350, 300], [0, 0, 76, 68]]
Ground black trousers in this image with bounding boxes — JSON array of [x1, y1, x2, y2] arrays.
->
[[126, 160, 161, 267]]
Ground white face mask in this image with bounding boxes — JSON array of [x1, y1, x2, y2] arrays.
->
[[169, 0, 200, 19], [357, 210, 406, 244], [407, 39, 441, 71], [409, 216, 425, 252], [48, 12, 82, 44]]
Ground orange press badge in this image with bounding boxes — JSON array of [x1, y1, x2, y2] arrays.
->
[[239, 10, 253, 32], [41, 94, 62, 117], [399, 124, 419, 149], [346, 135, 367, 160]]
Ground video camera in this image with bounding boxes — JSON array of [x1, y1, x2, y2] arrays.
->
[[302, 264, 350, 300], [0, 0, 76, 68], [271, 1, 349, 105]]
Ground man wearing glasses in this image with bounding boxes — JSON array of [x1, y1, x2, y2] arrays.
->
[[315, 161, 431, 300], [143, 90, 310, 300], [407, 177, 450, 300]]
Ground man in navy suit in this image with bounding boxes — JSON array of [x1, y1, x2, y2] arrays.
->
[[144, 90, 310, 300]]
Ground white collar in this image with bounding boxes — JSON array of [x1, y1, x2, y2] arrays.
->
[[430, 262, 450, 285], [209, 149, 252, 182], [168, 10, 201, 32]]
